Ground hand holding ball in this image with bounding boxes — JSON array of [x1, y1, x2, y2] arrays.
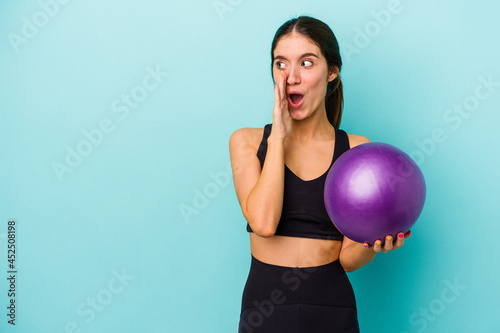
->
[[324, 142, 426, 245]]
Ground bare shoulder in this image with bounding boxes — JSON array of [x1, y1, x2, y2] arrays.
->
[[346, 133, 371, 149], [229, 127, 264, 152]]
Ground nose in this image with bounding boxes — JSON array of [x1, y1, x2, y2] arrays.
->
[[286, 65, 300, 85]]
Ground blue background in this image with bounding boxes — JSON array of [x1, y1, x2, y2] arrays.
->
[[1, 0, 499, 332]]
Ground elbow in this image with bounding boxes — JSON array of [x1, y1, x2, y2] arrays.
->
[[251, 222, 276, 238], [342, 265, 357, 273], [339, 256, 358, 273], [255, 230, 275, 238], [260, 229, 276, 238], [247, 216, 276, 238], [244, 209, 277, 238]]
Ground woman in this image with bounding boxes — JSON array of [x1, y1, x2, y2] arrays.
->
[[229, 16, 411, 332]]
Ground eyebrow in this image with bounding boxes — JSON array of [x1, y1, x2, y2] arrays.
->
[[274, 53, 320, 61]]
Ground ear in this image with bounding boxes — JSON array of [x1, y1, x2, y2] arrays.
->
[[327, 66, 339, 82]]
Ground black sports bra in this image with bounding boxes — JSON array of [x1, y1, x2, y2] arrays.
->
[[246, 123, 351, 240]]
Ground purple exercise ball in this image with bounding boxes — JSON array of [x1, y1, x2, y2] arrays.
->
[[324, 142, 426, 244]]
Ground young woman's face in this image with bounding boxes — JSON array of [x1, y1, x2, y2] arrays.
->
[[273, 32, 337, 119]]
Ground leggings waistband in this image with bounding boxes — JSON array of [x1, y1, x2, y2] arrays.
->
[[250, 255, 345, 276]]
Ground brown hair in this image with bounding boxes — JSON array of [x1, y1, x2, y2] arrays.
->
[[271, 16, 344, 127]]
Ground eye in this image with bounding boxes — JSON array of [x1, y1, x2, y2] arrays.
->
[[275, 61, 286, 69], [302, 60, 313, 67]]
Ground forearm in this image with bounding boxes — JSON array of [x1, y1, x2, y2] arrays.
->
[[339, 242, 377, 272], [246, 135, 285, 237]]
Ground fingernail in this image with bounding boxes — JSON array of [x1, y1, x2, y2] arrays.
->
[[375, 240, 381, 246], [387, 236, 392, 241], [363, 243, 368, 248], [280, 70, 283, 78], [398, 233, 404, 238]]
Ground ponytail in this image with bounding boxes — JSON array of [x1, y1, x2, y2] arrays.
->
[[325, 76, 343, 128]]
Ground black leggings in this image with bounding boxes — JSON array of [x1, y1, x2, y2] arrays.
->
[[239, 255, 359, 333]]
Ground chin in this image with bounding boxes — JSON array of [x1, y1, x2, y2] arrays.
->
[[288, 107, 312, 120]]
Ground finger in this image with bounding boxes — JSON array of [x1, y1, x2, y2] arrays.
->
[[395, 232, 405, 248], [383, 235, 394, 252], [404, 230, 412, 238], [274, 82, 279, 108], [279, 70, 285, 91], [280, 71, 287, 104], [373, 239, 382, 253], [274, 76, 281, 112]]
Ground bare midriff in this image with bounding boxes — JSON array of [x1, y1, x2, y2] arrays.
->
[[249, 233, 342, 267]]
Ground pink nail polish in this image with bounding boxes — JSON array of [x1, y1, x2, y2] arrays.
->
[[398, 233, 404, 238], [363, 243, 368, 248]]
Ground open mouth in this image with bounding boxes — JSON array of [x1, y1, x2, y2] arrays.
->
[[288, 93, 304, 108]]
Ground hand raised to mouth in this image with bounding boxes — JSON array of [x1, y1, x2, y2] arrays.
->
[[271, 70, 292, 140]]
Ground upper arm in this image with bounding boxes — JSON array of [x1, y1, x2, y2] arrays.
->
[[229, 128, 262, 221]]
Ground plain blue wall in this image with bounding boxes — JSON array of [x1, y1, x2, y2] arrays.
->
[[1, 0, 499, 332]]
